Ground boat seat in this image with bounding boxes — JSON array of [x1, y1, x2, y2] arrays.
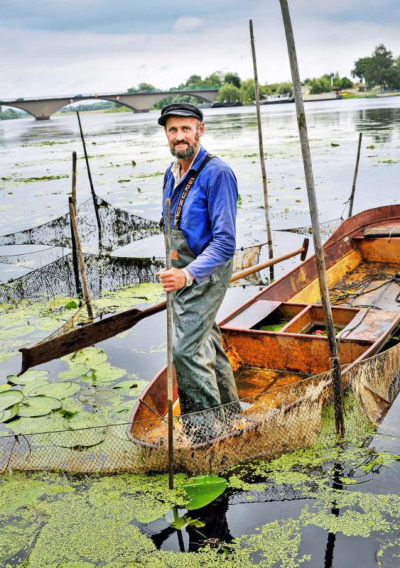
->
[[225, 300, 282, 329], [338, 308, 400, 342]]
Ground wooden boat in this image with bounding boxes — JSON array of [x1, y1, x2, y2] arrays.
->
[[129, 205, 400, 474]]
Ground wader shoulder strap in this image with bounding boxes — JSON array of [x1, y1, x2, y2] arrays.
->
[[173, 154, 214, 229]]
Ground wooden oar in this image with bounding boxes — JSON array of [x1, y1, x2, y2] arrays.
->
[[18, 238, 309, 374]]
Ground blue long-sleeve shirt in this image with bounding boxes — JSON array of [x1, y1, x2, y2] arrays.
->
[[162, 146, 238, 283]]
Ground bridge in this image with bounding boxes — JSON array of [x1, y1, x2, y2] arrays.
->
[[0, 89, 219, 121]]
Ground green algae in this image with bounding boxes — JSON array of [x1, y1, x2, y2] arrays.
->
[[15, 175, 69, 183], [1, 436, 399, 567]]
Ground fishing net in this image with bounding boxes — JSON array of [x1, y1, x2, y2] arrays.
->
[[0, 252, 165, 304], [0, 241, 263, 304], [0, 247, 65, 269], [231, 244, 263, 286], [277, 217, 343, 238], [0, 196, 160, 251], [0, 343, 398, 476]]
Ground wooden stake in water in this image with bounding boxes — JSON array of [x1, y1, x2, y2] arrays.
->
[[70, 153, 82, 300], [279, 0, 345, 436], [249, 19, 274, 281], [69, 197, 94, 321], [76, 111, 102, 248], [348, 133, 363, 218], [71, 151, 77, 209], [164, 198, 174, 489]]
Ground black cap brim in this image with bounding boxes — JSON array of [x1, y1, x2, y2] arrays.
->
[[158, 110, 203, 126]]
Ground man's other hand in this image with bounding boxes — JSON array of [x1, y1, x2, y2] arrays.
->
[[156, 267, 188, 291]]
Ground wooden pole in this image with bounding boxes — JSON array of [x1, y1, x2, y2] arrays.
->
[[348, 132, 363, 218], [70, 153, 82, 301], [164, 198, 174, 489], [76, 111, 102, 248], [279, 0, 345, 436], [68, 197, 94, 321], [71, 151, 77, 209], [249, 19, 274, 281]]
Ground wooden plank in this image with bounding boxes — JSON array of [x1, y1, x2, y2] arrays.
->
[[225, 300, 282, 329], [339, 309, 400, 342]]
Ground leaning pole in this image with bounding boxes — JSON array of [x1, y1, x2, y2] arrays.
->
[[279, 0, 345, 436]]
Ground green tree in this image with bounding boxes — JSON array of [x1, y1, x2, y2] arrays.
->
[[127, 83, 157, 93], [338, 76, 353, 89], [224, 72, 241, 88], [308, 76, 332, 94], [365, 45, 395, 89], [351, 57, 372, 82], [276, 81, 293, 96], [217, 83, 242, 103], [240, 79, 255, 104]]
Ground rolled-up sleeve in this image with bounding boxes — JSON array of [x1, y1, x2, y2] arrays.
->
[[187, 169, 238, 282]]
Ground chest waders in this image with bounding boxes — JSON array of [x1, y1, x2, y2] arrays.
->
[[168, 155, 240, 443]]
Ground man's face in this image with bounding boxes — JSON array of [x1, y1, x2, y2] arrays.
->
[[165, 116, 204, 160]]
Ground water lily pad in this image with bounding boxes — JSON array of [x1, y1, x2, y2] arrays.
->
[[22, 379, 50, 397], [0, 404, 19, 423], [182, 475, 227, 510], [63, 347, 108, 369], [57, 364, 90, 380], [28, 381, 81, 400], [5, 415, 67, 434], [113, 400, 136, 416], [18, 397, 62, 417], [0, 390, 24, 411], [0, 384, 11, 393], [78, 387, 120, 407], [113, 379, 147, 393], [7, 369, 49, 385], [81, 362, 126, 384], [65, 300, 79, 309], [50, 417, 106, 448]]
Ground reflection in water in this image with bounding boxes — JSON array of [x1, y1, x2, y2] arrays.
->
[[355, 107, 400, 142]]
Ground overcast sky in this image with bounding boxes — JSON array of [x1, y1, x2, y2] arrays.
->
[[2, 0, 400, 98]]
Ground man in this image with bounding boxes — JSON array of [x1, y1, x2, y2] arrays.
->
[[157, 102, 240, 442]]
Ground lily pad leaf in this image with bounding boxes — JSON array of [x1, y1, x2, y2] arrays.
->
[[113, 379, 147, 393], [0, 404, 19, 423], [28, 381, 81, 400], [0, 384, 11, 393], [18, 396, 62, 417], [57, 364, 90, 380], [7, 369, 49, 385], [113, 400, 136, 414], [65, 300, 79, 309], [182, 475, 227, 511], [82, 362, 126, 384], [5, 415, 67, 435], [22, 379, 50, 397], [50, 416, 106, 448], [63, 347, 108, 369], [0, 390, 24, 411]]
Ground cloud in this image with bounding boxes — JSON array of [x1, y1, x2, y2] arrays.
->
[[173, 17, 203, 32], [2, 2, 400, 98]]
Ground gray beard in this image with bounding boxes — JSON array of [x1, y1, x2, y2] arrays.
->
[[170, 143, 196, 160]]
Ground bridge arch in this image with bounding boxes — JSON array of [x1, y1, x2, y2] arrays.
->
[[1, 89, 218, 120]]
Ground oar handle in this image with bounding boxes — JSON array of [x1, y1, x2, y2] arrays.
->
[[230, 238, 309, 282]]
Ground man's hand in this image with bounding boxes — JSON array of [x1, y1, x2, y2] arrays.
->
[[156, 267, 191, 292]]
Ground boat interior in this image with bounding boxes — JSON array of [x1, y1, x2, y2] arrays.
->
[[131, 211, 400, 443]]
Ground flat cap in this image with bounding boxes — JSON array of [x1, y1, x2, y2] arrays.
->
[[158, 102, 203, 126]]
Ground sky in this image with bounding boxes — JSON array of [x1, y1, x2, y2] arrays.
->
[[2, 0, 400, 98]]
